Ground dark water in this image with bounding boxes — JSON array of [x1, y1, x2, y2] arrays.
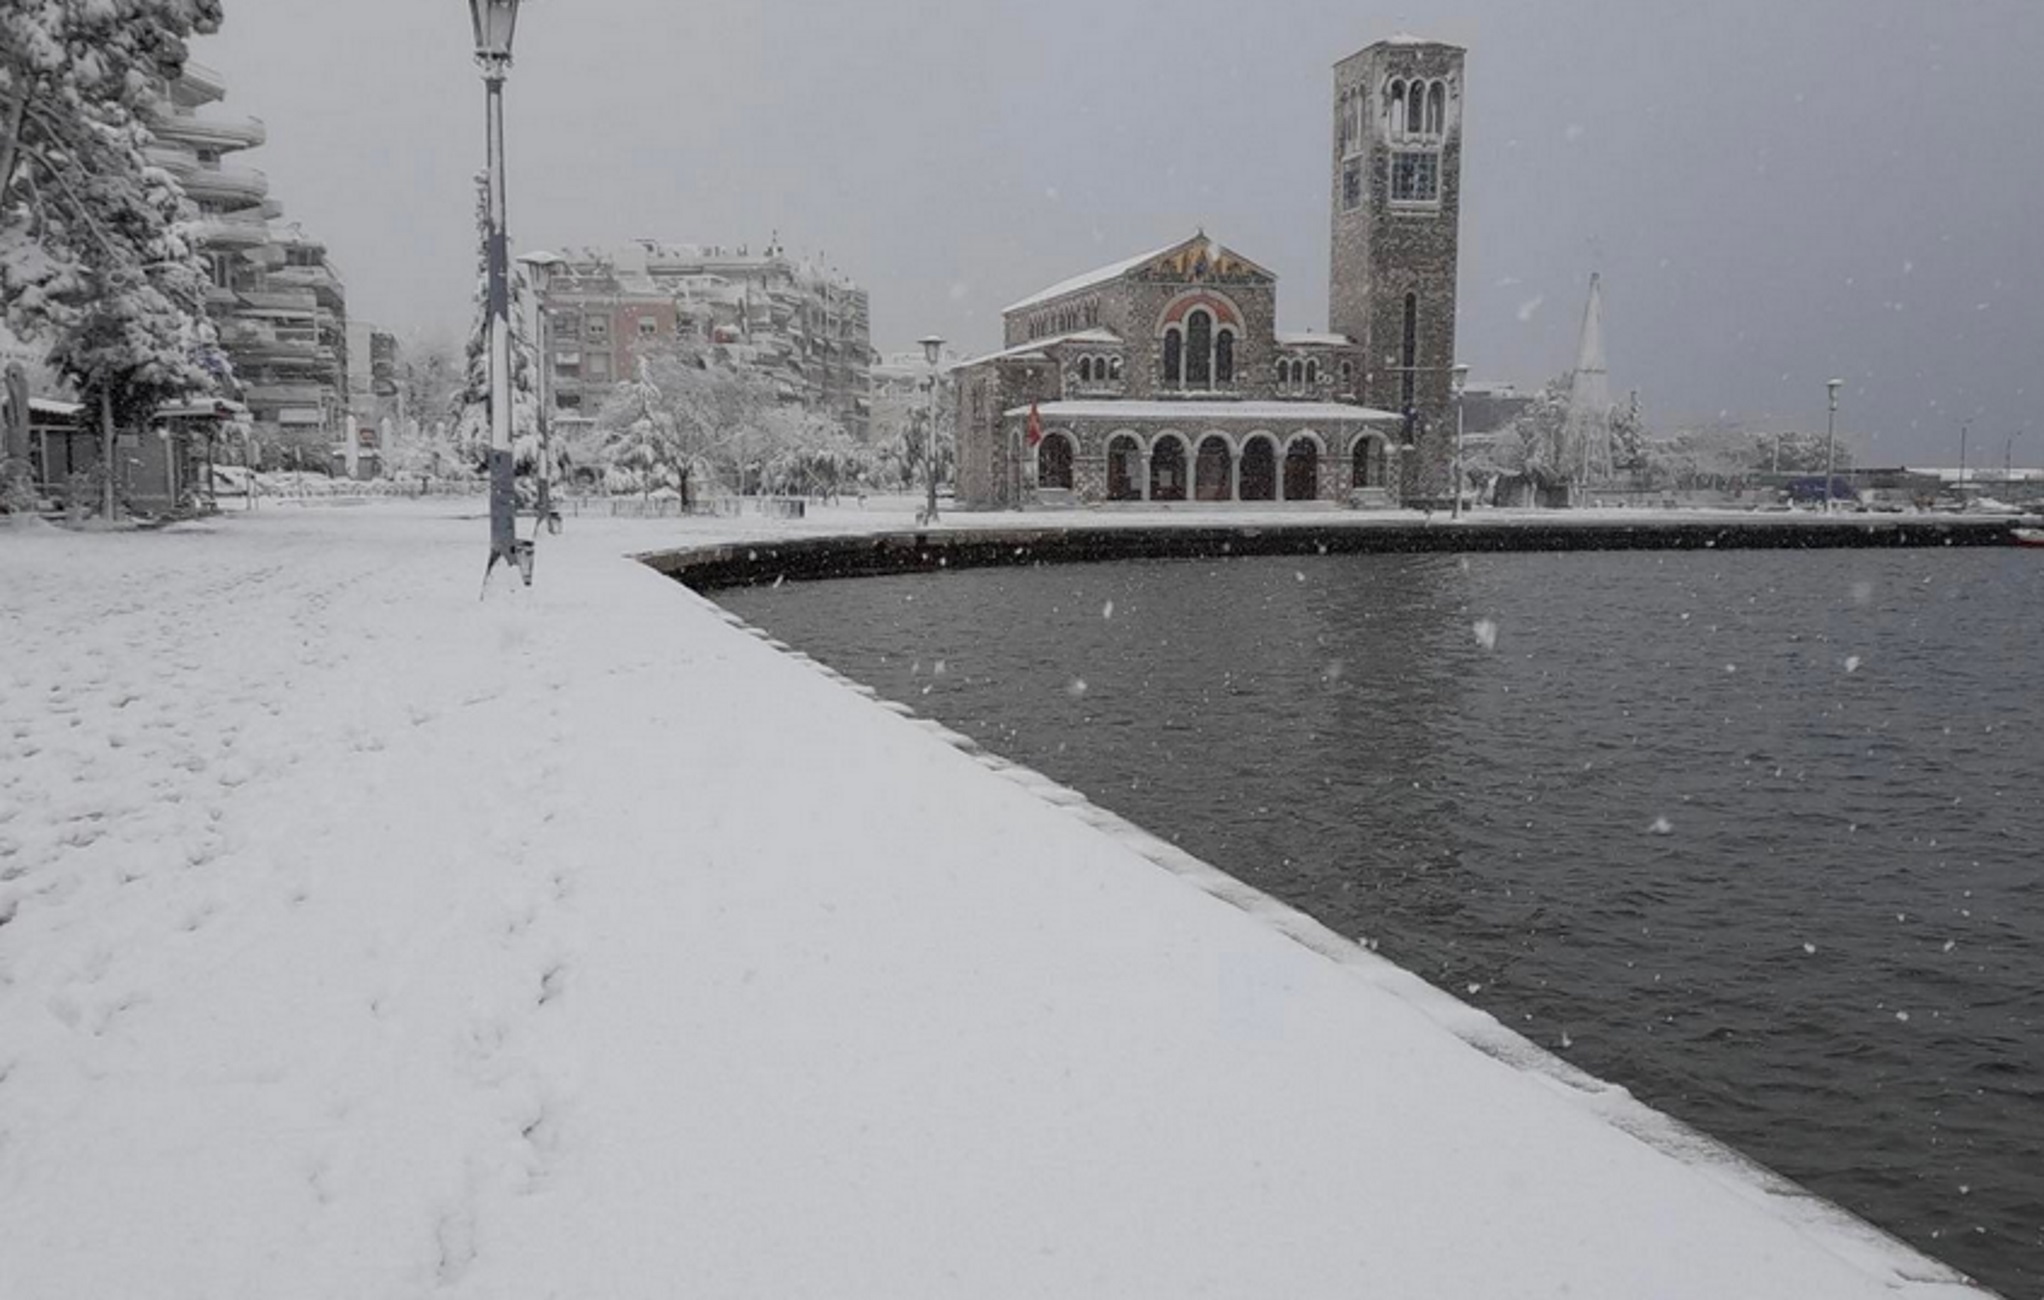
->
[[720, 549, 2044, 1296]]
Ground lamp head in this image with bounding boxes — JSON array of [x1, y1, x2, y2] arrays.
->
[[1451, 363, 1470, 395], [918, 335, 945, 367], [469, 0, 520, 65]]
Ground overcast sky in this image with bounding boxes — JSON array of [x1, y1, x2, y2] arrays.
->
[[204, 0, 2042, 463]]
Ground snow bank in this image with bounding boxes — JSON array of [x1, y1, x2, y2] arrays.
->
[[0, 500, 1987, 1298]]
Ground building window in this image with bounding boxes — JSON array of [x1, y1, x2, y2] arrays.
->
[[1109, 357, 1124, 381], [638, 318, 657, 337], [586, 316, 610, 342], [1427, 81, 1446, 135], [1185, 310, 1213, 387], [1163, 328, 1183, 385], [587, 351, 612, 382], [1391, 150, 1440, 203], [1305, 358, 1319, 387], [1215, 331, 1235, 387], [1342, 158, 1363, 211], [1340, 359, 1354, 388], [1078, 357, 1092, 383]]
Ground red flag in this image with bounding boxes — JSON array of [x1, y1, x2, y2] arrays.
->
[[1025, 401, 1043, 448]]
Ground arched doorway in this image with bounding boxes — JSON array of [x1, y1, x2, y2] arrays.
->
[[1351, 436, 1385, 490], [1037, 431, 1074, 490], [1149, 436, 1187, 501], [1194, 435, 1233, 501], [1239, 437, 1277, 501], [1106, 434, 1143, 501], [1283, 439, 1320, 501]]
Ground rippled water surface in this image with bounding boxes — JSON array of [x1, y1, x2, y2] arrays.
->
[[721, 548, 2044, 1295]]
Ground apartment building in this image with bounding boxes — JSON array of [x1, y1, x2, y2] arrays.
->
[[533, 242, 872, 441], [146, 60, 350, 464]]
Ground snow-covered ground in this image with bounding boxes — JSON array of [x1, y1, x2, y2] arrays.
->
[[0, 498, 1990, 1298]]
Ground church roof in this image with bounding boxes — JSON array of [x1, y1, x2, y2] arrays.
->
[[1002, 233, 1274, 315], [950, 328, 1122, 370]]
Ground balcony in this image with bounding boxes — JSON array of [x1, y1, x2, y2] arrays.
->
[[173, 60, 228, 107], [153, 109, 267, 153], [189, 211, 272, 249], [239, 287, 317, 313], [183, 161, 268, 206]]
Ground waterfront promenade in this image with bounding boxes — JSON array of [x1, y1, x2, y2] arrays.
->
[[0, 498, 2000, 1297]]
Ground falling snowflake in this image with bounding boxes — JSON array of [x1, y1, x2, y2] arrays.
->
[[1647, 816, 1675, 836], [1803, 942, 1818, 955], [1101, 600, 1114, 620], [1472, 618, 1499, 651], [1844, 655, 1862, 673], [1066, 678, 1089, 698]]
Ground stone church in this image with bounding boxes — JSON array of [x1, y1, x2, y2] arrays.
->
[[952, 36, 1465, 509]]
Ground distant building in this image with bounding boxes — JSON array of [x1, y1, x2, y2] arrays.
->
[[869, 347, 959, 452], [532, 241, 873, 440], [145, 60, 350, 466], [949, 36, 1465, 509], [344, 320, 400, 479]]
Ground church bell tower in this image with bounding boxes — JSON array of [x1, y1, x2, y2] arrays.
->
[[1329, 38, 1466, 505]]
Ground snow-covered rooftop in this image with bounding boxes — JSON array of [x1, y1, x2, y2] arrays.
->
[[1006, 399, 1400, 423], [951, 329, 1122, 370], [1003, 240, 1189, 315], [1275, 331, 1353, 348]]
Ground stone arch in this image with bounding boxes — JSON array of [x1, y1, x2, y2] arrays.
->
[[1149, 432, 1189, 502], [1036, 430, 1075, 491], [1282, 433, 1323, 502], [1194, 434, 1234, 502], [1239, 433, 1278, 501], [1106, 431, 1144, 501], [1349, 431, 1389, 490]]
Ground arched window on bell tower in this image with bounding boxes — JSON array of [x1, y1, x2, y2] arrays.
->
[[1163, 328, 1183, 385]]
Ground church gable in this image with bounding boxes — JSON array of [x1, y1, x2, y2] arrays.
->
[[1126, 236, 1276, 291]]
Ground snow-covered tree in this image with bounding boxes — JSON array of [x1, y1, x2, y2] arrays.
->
[[450, 176, 559, 486], [2, 0, 223, 515]]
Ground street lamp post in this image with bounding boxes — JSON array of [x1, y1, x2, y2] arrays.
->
[[1823, 377, 1842, 512], [918, 334, 944, 526], [517, 249, 565, 533], [469, 0, 525, 583], [1450, 362, 1470, 520], [1959, 419, 1971, 495]]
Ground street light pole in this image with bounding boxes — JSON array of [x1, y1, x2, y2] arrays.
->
[[470, 0, 525, 583], [918, 334, 944, 525], [1823, 377, 1842, 512], [1450, 362, 1469, 520], [1959, 419, 1970, 493]]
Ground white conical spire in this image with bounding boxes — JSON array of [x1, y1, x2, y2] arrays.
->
[[1562, 273, 1614, 491]]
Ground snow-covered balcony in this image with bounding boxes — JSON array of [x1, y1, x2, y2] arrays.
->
[[189, 211, 272, 250], [154, 109, 267, 154], [239, 287, 317, 313], [183, 162, 269, 207], [169, 59, 228, 108]]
